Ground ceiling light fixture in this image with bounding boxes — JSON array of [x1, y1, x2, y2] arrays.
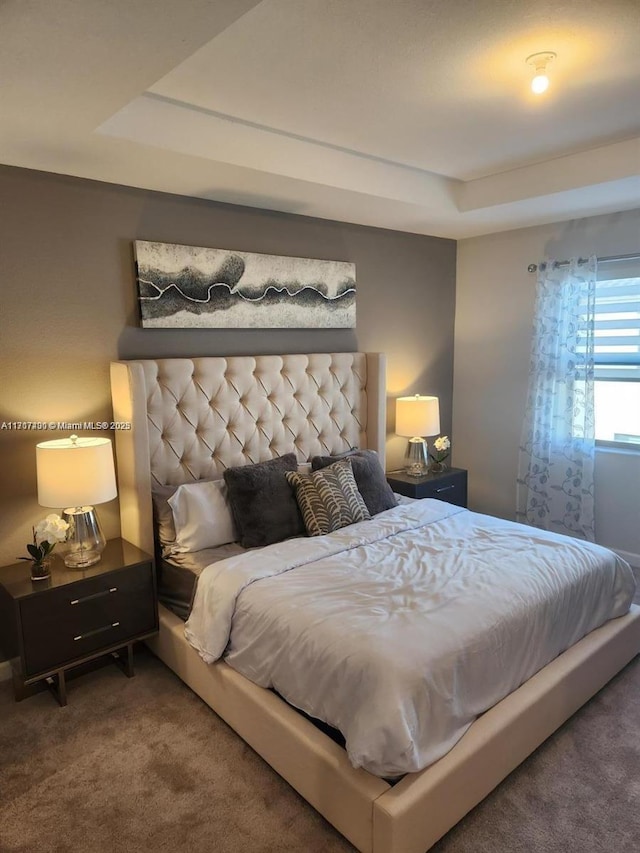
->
[[526, 51, 556, 95]]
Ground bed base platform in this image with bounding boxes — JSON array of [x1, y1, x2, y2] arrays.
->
[[147, 602, 640, 853]]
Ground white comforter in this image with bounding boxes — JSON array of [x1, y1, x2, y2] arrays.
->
[[185, 500, 635, 777]]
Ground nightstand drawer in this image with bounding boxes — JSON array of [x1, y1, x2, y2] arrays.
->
[[387, 468, 468, 507], [19, 564, 156, 677], [412, 474, 464, 504]]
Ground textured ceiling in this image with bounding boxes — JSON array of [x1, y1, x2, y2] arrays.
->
[[2, 0, 639, 237], [149, 0, 640, 179]]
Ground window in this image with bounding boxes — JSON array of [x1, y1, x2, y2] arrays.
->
[[593, 260, 640, 446]]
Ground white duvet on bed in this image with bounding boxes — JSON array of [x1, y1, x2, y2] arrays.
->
[[185, 500, 635, 777]]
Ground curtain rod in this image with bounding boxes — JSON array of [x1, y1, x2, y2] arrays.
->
[[527, 252, 640, 273]]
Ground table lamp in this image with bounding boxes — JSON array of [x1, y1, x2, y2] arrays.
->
[[395, 395, 440, 477], [36, 434, 117, 568]]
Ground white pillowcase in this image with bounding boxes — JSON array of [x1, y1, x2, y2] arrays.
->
[[167, 479, 237, 553]]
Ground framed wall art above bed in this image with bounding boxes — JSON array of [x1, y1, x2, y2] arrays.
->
[[134, 240, 356, 329], [110, 351, 640, 853]]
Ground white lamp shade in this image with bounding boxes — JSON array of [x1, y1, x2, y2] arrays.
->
[[396, 395, 440, 438], [36, 435, 117, 508]]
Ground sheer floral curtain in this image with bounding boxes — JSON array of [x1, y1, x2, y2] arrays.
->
[[516, 257, 597, 540]]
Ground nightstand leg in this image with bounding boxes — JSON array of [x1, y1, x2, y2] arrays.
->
[[45, 671, 67, 707], [111, 643, 135, 678], [12, 667, 28, 702]]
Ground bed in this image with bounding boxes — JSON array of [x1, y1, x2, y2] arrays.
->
[[110, 352, 640, 853]]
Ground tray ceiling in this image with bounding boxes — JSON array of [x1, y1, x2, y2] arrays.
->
[[2, 0, 639, 237]]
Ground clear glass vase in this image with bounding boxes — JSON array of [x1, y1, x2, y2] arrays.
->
[[429, 460, 449, 474], [30, 559, 51, 581]]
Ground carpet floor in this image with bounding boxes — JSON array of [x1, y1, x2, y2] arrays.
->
[[1, 589, 639, 852]]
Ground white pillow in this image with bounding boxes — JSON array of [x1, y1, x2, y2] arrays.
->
[[167, 480, 237, 553]]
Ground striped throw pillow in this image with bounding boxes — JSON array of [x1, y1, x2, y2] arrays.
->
[[286, 458, 371, 536]]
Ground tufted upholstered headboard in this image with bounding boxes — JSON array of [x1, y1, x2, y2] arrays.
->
[[110, 353, 386, 555]]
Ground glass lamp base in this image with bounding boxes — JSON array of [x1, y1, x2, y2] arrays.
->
[[405, 437, 429, 477], [62, 506, 106, 569], [406, 463, 429, 478], [63, 549, 102, 568]]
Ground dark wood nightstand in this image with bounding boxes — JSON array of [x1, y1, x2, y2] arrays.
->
[[387, 467, 468, 507], [0, 538, 158, 706]]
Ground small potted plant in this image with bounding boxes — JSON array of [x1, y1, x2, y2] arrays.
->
[[429, 435, 451, 473], [19, 514, 69, 580]]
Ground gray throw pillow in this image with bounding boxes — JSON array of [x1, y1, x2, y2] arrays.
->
[[223, 453, 304, 548], [311, 449, 397, 515]]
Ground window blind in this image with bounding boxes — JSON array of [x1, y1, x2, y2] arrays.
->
[[593, 276, 640, 381]]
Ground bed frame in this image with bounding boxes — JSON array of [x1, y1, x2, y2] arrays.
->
[[110, 352, 640, 853]]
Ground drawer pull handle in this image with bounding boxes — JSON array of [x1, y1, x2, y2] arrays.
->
[[435, 485, 455, 493], [73, 622, 120, 641], [70, 587, 117, 606]]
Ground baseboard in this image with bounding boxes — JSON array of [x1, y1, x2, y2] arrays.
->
[[0, 660, 12, 683], [614, 549, 640, 570]]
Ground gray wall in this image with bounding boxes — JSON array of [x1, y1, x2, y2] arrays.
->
[[0, 165, 456, 571], [454, 208, 640, 565]]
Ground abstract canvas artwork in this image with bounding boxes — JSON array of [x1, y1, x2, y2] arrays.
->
[[134, 241, 356, 328]]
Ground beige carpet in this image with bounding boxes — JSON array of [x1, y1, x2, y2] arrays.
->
[[1, 605, 639, 852], [0, 650, 351, 853]]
